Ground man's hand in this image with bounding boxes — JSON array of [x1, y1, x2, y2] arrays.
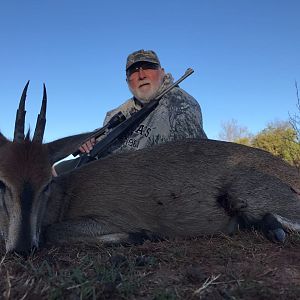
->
[[79, 137, 96, 153]]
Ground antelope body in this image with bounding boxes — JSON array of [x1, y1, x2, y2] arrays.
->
[[0, 84, 300, 254]]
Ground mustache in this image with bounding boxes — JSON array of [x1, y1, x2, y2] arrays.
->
[[138, 81, 151, 88]]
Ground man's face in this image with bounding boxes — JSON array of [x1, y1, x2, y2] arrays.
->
[[126, 62, 165, 102]]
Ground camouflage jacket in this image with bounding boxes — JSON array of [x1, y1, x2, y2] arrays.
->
[[100, 73, 207, 156]]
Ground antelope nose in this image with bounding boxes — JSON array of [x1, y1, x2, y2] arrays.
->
[[7, 239, 37, 257]]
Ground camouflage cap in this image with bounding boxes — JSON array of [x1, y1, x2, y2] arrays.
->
[[126, 49, 161, 70]]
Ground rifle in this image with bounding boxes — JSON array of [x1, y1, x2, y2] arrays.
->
[[76, 68, 194, 168]]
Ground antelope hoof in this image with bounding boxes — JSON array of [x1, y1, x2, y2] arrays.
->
[[261, 213, 286, 243], [268, 228, 286, 243]]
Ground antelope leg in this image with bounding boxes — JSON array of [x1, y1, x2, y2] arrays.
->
[[43, 218, 155, 246], [43, 218, 130, 245]]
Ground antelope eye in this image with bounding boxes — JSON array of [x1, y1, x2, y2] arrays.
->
[[0, 180, 8, 215], [0, 180, 6, 192]]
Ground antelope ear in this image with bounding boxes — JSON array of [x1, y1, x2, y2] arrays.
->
[[0, 132, 9, 147], [45, 132, 94, 164]]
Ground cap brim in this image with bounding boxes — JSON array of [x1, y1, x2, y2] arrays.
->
[[126, 59, 160, 70]]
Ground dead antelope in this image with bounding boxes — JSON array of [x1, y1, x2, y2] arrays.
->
[[0, 83, 300, 255]]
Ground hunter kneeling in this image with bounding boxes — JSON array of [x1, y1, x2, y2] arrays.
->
[[53, 49, 207, 176]]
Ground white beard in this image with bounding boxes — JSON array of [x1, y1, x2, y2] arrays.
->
[[130, 73, 174, 103]]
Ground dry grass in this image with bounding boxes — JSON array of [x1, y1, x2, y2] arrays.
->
[[1, 232, 300, 299]]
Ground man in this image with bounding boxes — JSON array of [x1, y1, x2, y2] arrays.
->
[[53, 49, 207, 175]]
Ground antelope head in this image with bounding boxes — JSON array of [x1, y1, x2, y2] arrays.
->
[[0, 82, 92, 254]]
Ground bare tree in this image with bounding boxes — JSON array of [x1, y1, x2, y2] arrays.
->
[[218, 118, 251, 143], [289, 81, 300, 143]]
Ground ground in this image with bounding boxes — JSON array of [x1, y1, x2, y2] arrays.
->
[[1, 232, 300, 299]]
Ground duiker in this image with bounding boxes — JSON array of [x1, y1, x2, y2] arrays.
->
[[0, 83, 300, 255], [0, 83, 94, 254]]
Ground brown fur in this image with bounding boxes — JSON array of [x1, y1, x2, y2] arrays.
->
[[41, 139, 300, 246], [1, 119, 300, 252]]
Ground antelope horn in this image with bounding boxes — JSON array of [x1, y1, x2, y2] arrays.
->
[[13, 81, 29, 142], [33, 84, 47, 143]]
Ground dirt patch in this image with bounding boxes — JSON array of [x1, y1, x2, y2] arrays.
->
[[1, 232, 300, 299]]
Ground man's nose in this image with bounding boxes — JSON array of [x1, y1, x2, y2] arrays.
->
[[138, 68, 146, 79]]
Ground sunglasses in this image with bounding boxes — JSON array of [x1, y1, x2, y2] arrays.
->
[[126, 62, 160, 78]]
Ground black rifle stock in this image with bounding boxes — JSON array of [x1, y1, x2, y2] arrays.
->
[[76, 68, 194, 167]]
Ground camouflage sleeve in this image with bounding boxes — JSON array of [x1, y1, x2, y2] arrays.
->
[[168, 88, 207, 140], [147, 88, 207, 146]]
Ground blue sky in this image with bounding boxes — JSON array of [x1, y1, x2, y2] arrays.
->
[[0, 0, 299, 141]]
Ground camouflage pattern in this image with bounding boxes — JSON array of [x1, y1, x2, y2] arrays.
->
[[100, 73, 207, 157], [126, 49, 160, 70]]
